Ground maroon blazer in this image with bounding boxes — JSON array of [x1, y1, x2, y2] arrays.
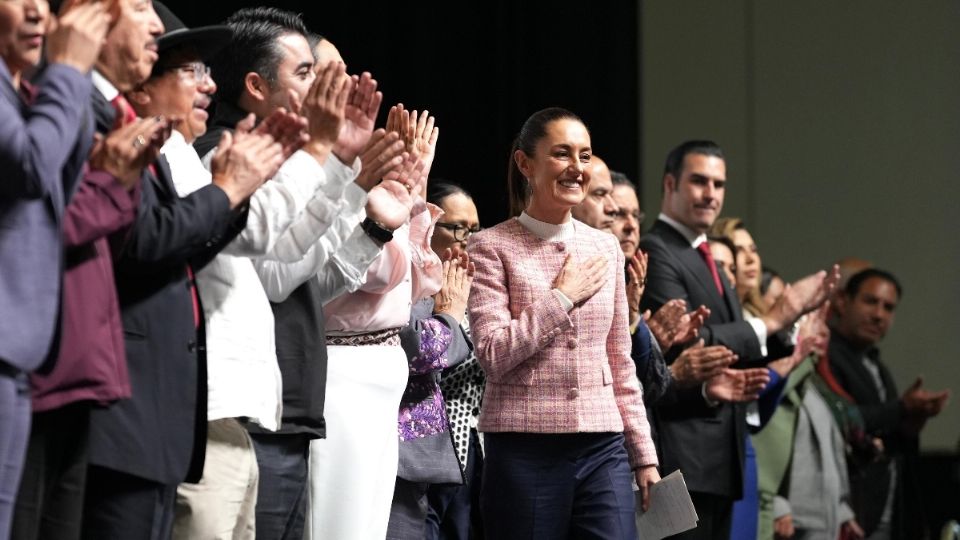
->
[[30, 169, 138, 412], [467, 218, 657, 469]]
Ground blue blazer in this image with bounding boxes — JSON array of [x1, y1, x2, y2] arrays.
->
[[0, 59, 93, 372]]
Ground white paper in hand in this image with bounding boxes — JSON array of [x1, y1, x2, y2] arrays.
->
[[635, 470, 699, 540]]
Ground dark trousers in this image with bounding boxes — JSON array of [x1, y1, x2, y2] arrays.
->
[[12, 402, 91, 540], [481, 432, 637, 540], [249, 432, 309, 540], [425, 430, 483, 540], [668, 492, 733, 540], [81, 466, 176, 540], [386, 478, 430, 540], [0, 368, 31, 540]]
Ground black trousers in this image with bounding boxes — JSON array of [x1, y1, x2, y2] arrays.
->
[[667, 491, 733, 540], [81, 466, 177, 540], [481, 432, 637, 540], [12, 402, 91, 540]]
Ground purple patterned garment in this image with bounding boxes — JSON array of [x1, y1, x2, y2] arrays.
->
[[398, 318, 453, 441]]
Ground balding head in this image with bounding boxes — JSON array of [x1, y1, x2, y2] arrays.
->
[[572, 155, 617, 232]]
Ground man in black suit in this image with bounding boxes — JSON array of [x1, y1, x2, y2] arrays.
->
[[829, 268, 948, 539], [79, 2, 284, 538], [640, 140, 837, 539]]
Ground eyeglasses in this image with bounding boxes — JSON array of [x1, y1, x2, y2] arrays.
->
[[435, 222, 481, 242], [611, 209, 646, 225], [171, 62, 211, 84]]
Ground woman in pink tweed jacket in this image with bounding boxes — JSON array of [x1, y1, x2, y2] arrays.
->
[[467, 107, 659, 539]]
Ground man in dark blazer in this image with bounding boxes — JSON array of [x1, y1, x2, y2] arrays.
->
[[829, 268, 947, 539], [0, 2, 108, 535], [640, 140, 835, 539], [79, 2, 278, 538]]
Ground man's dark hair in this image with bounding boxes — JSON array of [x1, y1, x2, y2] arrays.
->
[[760, 266, 781, 296], [662, 140, 724, 192], [610, 170, 636, 190], [209, 7, 310, 107], [845, 268, 903, 299]]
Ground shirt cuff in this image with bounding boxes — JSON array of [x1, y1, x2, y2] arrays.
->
[[747, 317, 769, 357], [552, 289, 574, 312], [701, 383, 719, 407], [321, 153, 361, 199]]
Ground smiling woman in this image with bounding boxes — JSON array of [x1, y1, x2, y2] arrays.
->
[[467, 107, 660, 539]]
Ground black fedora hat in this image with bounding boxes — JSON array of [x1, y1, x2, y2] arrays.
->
[[154, 2, 232, 61]]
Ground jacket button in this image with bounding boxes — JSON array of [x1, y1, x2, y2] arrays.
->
[[567, 388, 579, 399], [567, 338, 578, 349], [187, 340, 196, 353], [555, 242, 566, 252]]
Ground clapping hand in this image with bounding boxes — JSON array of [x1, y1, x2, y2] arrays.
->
[[89, 116, 172, 190], [705, 367, 771, 403], [669, 340, 738, 387], [646, 300, 709, 350], [354, 129, 406, 192], [626, 251, 648, 329], [238, 108, 308, 161], [299, 62, 352, 163], [211, 117, 284, 209], [364, 153, 427, 233], [332, 72, 383, 163], [432, 249, 475, 323], [386, 104, 439, 180]]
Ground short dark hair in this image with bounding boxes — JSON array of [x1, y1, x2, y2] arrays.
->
[[426, 180, 472, 208], [209, 7, 309, 107], [845, 268, 903, 299], [662, 140, 724, 192], [610, 170, 636, 190], [506, 107, 585, 217]]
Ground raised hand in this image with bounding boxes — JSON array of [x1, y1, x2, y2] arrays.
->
[[354, 129, 405, 192], [553, 254, 608, 305], [332, 72, 383, 163], [46, 1, 110, 73], [89, 116, 171, 189], [363, 153, 427, 232], [211, 130, 284, 209], [646, 300, 710, 350], [386, 104, 439, 177], [765, 265, 840, 333], [669, 340, 737, 387], [432, 250, 475, 323], [705, 367, 771, 403], [300, 62, 351, 163], [246, 108, 308, 160], [626, 250, 648, 328]]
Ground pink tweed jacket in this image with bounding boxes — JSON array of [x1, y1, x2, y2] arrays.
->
[[466, 217, 658, 469]]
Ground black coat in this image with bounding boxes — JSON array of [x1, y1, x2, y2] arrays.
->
[[639, 219, 761, 500], [86, 91, 247, 484]]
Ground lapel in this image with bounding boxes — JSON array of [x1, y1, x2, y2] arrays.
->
[[828, 335, 884, 405], [90, 90, 116, 135], [652, 220, 735, 320], [149, 155, 176, 201]]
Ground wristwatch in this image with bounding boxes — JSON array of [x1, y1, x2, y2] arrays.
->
[[361, 217, 394, 244]]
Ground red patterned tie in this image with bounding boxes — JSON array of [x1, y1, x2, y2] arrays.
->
[[110, 94, 137, 129], [696, 241, 725, 296]]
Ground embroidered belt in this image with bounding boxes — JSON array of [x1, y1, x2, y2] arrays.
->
[[326, 327, 401, 347]]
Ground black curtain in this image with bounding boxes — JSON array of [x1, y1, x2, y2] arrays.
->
[[168, 0, 639, 227]]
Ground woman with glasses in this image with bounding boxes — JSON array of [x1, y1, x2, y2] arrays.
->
[[467, 107, 659, 539], [421, 183, 486, 540]]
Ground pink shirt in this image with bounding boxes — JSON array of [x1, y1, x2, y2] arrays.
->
[[324, 202, 443, 333]]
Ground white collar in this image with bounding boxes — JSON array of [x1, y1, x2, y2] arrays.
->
[[91, 70, 119, 102], [518, 212, 575, 242], [658, 212, 707, 248]]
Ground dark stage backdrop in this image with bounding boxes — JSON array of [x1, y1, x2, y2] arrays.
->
[[167, 1, 639, 227]]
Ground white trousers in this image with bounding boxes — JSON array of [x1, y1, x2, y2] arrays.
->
[[305, 344, 409, 540]]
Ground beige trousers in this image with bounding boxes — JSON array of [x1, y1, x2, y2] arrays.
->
[[172, 418, 259, 540]]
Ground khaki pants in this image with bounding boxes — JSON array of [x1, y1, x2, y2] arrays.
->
[[173, 418, 259, 540]]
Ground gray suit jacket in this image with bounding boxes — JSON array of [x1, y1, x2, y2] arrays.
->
[[0, 59, 92, 372]]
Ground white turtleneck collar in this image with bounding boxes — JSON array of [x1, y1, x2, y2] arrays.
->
[[517, 212, 575, 242]]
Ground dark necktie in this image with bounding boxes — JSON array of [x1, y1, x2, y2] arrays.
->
[[696, 241, 725, 296]]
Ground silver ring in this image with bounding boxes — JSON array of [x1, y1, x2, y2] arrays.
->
[[133, 135, 146, 148]]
